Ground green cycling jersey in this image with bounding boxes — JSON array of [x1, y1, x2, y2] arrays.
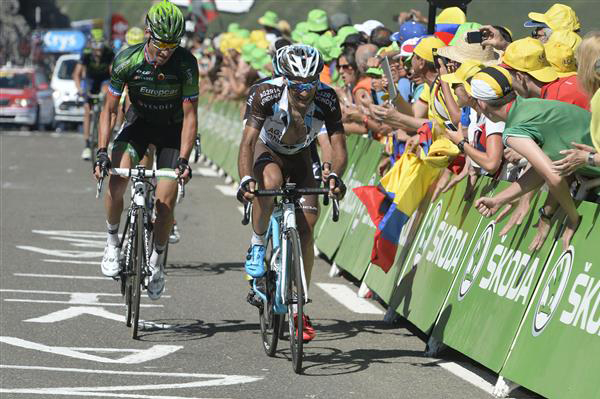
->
[[108, 42, 199, 124]]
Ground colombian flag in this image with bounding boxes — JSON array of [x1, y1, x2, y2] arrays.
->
[[354, 136, 459, 272]]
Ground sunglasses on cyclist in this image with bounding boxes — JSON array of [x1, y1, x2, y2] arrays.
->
[[287, 79, 319, 92], [150, 38, 179, 51]]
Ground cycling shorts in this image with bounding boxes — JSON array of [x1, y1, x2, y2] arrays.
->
[[83, 78, 110, 105], [253, 140, 318, 215], [113, 112, 181, 171]]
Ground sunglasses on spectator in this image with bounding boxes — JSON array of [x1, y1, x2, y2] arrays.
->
[[338, 63, 353, 70], [287, 79, 319, 92], [150, 38, 179, 51]]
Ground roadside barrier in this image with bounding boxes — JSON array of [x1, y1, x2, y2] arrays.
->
[[198, 99, 599, 399]]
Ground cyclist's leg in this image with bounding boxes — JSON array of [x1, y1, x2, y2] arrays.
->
[[100, 120, 146, 277], [292, 149, 320, 287], [253, 142, 284, 236]]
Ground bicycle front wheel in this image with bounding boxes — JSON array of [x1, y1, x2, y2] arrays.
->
[[286, 227, 304, 374], [131, 209, 145, 339]]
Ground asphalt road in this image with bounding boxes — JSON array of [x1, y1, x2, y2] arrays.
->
[[0, 129, 538, 399]]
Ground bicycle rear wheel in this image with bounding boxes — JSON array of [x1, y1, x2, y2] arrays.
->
[[131, 209, 145, 339], [286, 227, 304, 374]]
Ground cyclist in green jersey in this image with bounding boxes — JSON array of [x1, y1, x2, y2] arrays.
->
[[93, 0, 198, 300]]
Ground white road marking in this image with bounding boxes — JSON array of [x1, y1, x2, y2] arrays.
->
[[214, 184, 237, 197], [43, 259, 99, 265], [32, 230, 107, 239], [196, 167, 219, 177], [316, 283, 384, 314], [23, 306, 125, 323], [47, 237, 106, 248], [14, 273, 109, 280], [2, 290, 168, 308], [5, 299, 162, 307], [438, 361, 514, 397], [0, 337, 182, 364], [17, 246, 102, 258], [0, 364, 261, 397]]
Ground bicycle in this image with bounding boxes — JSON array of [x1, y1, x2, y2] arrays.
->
[[88, 93, 103, 165], [241, 183, 339, 374], [97, 166, 184, 339]]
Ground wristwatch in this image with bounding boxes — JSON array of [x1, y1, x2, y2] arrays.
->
[[588, 152, 597, 166], [457, 139, 468, 153], [538, 206, 554, 221]]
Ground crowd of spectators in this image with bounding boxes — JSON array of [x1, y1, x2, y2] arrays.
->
[[194, 4, 600, 250]]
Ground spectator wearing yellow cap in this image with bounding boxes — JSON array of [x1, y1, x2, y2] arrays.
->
[[501, 37, 589, 110], [553, 31, 600, 175], [525, 3, 580, 44], [441, 61, 505, 176], [472, 66, 598, 249], [370, 36, 446, 133]]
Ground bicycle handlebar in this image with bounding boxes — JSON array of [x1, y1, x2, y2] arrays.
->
[[95, 167, 185, 204], [241, 186, 340, 225]]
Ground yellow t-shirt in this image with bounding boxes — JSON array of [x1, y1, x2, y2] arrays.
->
[[591, 88, 600, 153], [419, 78, 458, 139]]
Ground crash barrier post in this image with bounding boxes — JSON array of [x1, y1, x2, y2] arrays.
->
[[199, 99, 599, 399]]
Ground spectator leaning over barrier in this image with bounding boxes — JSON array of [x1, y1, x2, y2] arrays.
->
[[370, 36, 446, 133], [553, 31, 600, 175], [471, 66, 599, 249], [524, 3, 580, 43], [501, 37, 589, 110], [440, 61, 505, 193]]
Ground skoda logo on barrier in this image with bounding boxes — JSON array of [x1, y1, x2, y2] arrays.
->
[[458, 221, 495, 301], [412, 201, 442, 265], [532, 247, 574, 336]]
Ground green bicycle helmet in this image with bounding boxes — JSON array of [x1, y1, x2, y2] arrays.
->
[[146, 0, 185, 43]]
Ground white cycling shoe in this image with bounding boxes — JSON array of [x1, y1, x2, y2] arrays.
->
[[101, 245, 121, 277], [81, 147, 92, 160], [147, 262, 165, 300]]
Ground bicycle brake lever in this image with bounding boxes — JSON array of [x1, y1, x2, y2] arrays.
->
[[176, 179, 185, 204], [323, 191, 330, 206], [242, 201, 251, 225], [332, 198, 339, 222], [96, 176, 104, 199]]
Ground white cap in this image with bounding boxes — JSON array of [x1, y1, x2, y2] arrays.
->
[[353, 20, 384, 36]]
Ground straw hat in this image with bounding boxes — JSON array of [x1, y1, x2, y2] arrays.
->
[[437, 30, 500, 65]]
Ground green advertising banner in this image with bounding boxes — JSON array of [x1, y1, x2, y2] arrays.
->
[[391, 176, 495, 334], [499, 200, 600, 399], [430, 183, 560, 372], [334, 145, 384, 279], [314, 135, 370, 259], [363, 208, 422, 304]]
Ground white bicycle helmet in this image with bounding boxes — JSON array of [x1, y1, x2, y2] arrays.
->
[[278, 44, 323, 80]]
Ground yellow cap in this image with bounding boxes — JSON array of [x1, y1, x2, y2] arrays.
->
[[441, 60, 484, 93], [548, 29, 582, 51], [502, 37, 558, 83], [527, 3, 580, 32], [414, 36, 446, 63], [468, 66, 513, 100], [436, 7, 466, 24], [544, 40, 577, 77]]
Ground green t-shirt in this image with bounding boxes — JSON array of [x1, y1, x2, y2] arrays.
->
[[109, 43, 199, 124], [503, 96, 600, 176]]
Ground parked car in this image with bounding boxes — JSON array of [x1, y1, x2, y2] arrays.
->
[[51, 54, 84, 127], [0, 66, 55, 130]]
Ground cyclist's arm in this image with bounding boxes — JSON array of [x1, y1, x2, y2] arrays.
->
[[238, 124, 261, 179], [98, 92, 120, 149], [180, 99, 198, 160], [329, 131, 347, 177], [317, 132, 332, 166], [73, 63, 85, 94]]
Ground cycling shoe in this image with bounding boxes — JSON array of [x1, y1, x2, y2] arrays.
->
[[244, 245, 266, 278]]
